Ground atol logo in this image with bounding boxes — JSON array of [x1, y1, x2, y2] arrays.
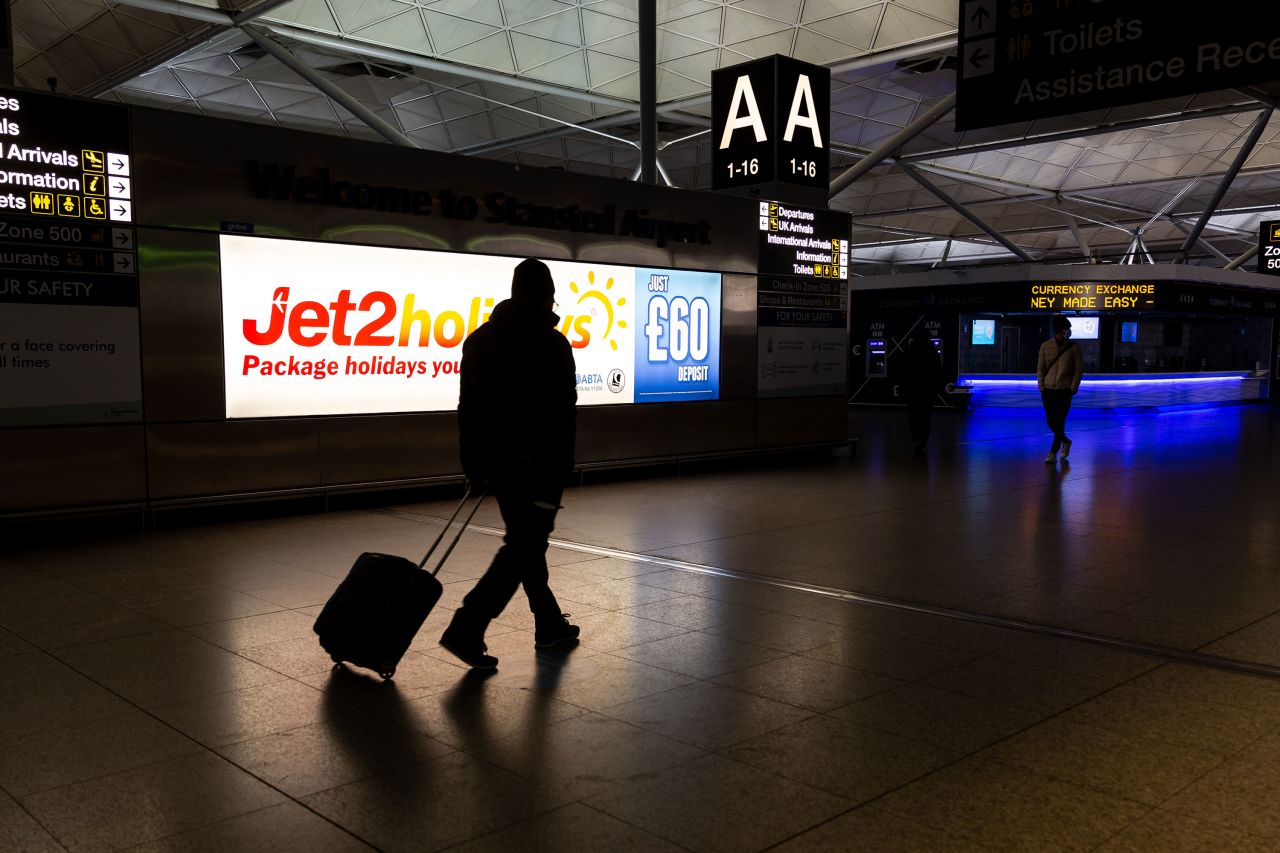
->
[[242, 287, 495, 348], [560, 269, 628, 350]]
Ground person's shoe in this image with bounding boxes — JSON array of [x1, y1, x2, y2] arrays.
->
[[1044, 451, 1057, 464], [534, 613, 580, 648], [1060, 437, 1072, 460], [440, 610, 497, 669]]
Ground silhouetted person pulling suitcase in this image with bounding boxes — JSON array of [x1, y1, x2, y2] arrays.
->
[[440, 258, 581, 669]]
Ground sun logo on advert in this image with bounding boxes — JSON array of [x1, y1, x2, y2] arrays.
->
[[563, 270, 628, 351]]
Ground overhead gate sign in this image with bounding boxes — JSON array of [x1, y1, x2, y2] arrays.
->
[[957, 0, 1280, 130]]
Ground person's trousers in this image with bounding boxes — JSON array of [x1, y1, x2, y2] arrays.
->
[[907, 400, 932, 446], [1041, 387, 1073, 453], [460, 479, 563, 622]]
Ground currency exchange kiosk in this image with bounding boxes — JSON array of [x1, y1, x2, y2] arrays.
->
[[850, 266, 1280, 409]]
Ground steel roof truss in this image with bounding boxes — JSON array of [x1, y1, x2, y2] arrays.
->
[[100, 0, 641, 109], [243, 25, 418, 147], [1226, 245, 1259, 270], [1168, 219, 1232, 264], [898, 164, 1034, 262], [1059, 212, 1090, 260], [828, 91, 955, 199], [78, 0, 330, 97], [1179, 108, 1273, 252]]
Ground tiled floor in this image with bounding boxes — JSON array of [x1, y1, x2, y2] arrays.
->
[[4, 404, 1280, 851]]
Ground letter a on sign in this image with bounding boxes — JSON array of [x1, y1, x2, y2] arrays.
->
[[712, 54, 828, 191], [783, 75, 822, 147], [718, 75, 768, 150]]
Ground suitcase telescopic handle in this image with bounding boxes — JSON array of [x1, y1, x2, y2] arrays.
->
[[417, 490, 486, 576]]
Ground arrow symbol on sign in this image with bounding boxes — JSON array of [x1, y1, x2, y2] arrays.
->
[[115, 231, 129, 244], [968, 47, 990, 68], [117, 256, 131, 269], [971, 5, 990, 27], [114, 205, 127, 216], [112, 158, 125, 169], [113, 182, 126, 193]]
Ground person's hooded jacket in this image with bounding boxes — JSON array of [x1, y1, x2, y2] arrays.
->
[[458, 297, 577, 488]]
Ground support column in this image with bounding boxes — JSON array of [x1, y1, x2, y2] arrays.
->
[[639, 0, 657, 184]]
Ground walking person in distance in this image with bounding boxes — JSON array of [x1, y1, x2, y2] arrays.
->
[[439, 258, 581, 669], [893, 334, 944, 454], [1037, 315, 1083, 465]]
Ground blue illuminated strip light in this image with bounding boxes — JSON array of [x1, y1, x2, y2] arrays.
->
[[961, 373, 1249, 388], [957, 373, 1260, 409]]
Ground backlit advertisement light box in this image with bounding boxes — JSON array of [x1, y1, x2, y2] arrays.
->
[[219, 235, 721, 418]]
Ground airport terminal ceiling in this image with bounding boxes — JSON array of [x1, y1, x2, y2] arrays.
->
[[11, 0, 1280, 271]]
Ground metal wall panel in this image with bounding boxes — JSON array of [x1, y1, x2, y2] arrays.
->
[[576, 401, 757, 463], [319, 414, 458, 485], [0, 426, 146, 512], [10, 103, 851, 516], [720, 273, 758, 401], [138, 228, 225, 422], [147, 420, 320, 500], [756, 397, 847, 448]]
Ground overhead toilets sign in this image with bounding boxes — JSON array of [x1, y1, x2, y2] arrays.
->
[[957, 0, 1280, 129], [219, 235, 720, 417]]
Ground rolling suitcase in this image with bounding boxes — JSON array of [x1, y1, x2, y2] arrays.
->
[[313, 490, 485, 679]]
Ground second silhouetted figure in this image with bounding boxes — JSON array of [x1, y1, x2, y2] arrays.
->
[[894, 335, 944, 454], [440, 258, 580, 669]]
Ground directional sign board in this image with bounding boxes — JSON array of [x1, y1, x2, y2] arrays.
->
[[757, 200, 849, 282], [755, 201, 850, 398], [0, 87, 141, 426], [957, 0, 1280, 130]]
